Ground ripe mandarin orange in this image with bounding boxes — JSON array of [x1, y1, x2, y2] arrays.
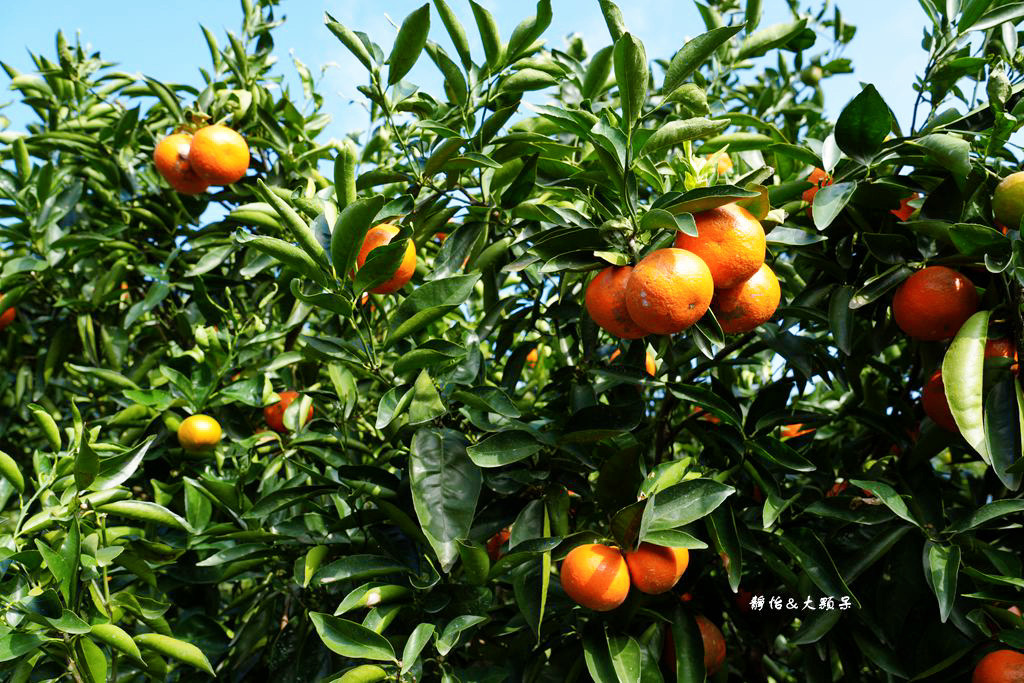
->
[[781, 423, 815, 439], [176, 414, 222, 452], [674, 203, 765, 288], [622, 542, 688, 594], [891, 193, 919, 221], [560, 543, 630, 611], [892, 266, 978, 341], [972, 649, 1024, 683], [609, 348, 657, 376], [663, 616, 727, 675], [986, 338, 1017, 360], [625, 248, 713, 335], [0, 294, 16, 331], [922, 370, 957, 433], [356, 224, 417, 294], [711, 263, 780, 334], [188, 125, 250, 185], [526, 348, 539, 368], [153, 133, 208, 194], [264, 391, 313, 433], [706, 154, 732, 175], [585, 266, 650, 339], [803, 167, 832, 205], [486, 528, 510, 562]]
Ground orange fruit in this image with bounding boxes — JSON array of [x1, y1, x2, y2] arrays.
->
[[892, 266, 978, 341], [356, 224, 417, 294], [674, 203, 765, 288], [0, 294, 16, 331], [922, 370, 957, 433], [993, 171, 1024, 232], [559, 543, 630, 611], [663, 615, 727, 675], [781, 423, 815, 439], [986, 339, 1017, 360], [826, 480, 849, 497], [1010, 606, 1023, 618], [176, 414, 222, 452], [622, 542, 689, 594], [188, 125, 249, 185], [711, 263, 780, 334], [263, 391, 314, 433], [972, 649, 1024, 683], [803, 167, 832, 204], [435, 232, 448, 243], [609, 348, 657, 376], [692, 406, 721, 424], [526, 348, 539, 368], [706, 154, 732, 175], [624, 249, 713, 335], [891, 193, 919, 221], [486, 528, 510, 562], [153, 133, 208, 194], [585, 266, 650, 339]]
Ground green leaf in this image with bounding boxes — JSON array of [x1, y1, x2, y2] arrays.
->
[[914, 134, 972, 184], [409, 370, 446, 425], [91, 623, 145, 665], [409, 428, 482, 572], [663, 25, 743, 95], [987, 377, 1022, 490], [309, 612, 397, 662], [388, 274, 480, 343], [88, 436, 155, 491], [96, 500, 192, 532], [737, 19, 808, 59], [926, 542, 960, 623], [354, 237, 412, 295], [811, 181, 857, 229], [849, 480, 921, 527], [506, 0, 552, 61], [314, 555, 409, 585], [388, 4, 430, 86], [582, 45, 614, 100], [706, 505, 742, 592], [0, 449, 25, 493], [965, 2, 1024, 31], [640, 117, 729, 156], [778, 528, 858, 607], [613, 33, 648, 129], [668, 607, 705, 682], [470, 1, 503, 73], [134, 633, 215, 675], [433, 0, 472, 69], [598, 0, 628, 41], [657, 184, 759, 215], [256, 180, 330, 269], [400, 623, 435, 674], [437, 615, 488, 656], [331, 195, 386, 281], [235, 231, 330, 288], [0, 633, 55, 662], [948, 499, 1024, 532], [828, 285, 855, 355], [325, 12, 375, 70], [466, 430, 543, 467], [639, 478, 734, 538], [942, 310, 990, 462], [834, 85, 891, 164]]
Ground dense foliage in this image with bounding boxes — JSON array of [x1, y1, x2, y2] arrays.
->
[[0, 0, 1023, 681]]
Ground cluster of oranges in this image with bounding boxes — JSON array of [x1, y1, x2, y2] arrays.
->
[[154, 124, 250, 194], [585, 201, 780, 342], [174, 391, 313, 452]]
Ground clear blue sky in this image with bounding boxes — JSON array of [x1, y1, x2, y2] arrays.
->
[[1, 1, 928, 141]]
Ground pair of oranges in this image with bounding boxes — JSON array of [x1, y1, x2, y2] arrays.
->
[[586, 202, 780, 340], [559, 542, 689, 611], [175, 391, 314, 451], [154, 124, 250, 194]]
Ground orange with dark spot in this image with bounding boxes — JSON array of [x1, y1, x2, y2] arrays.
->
[[585, 266, 650, 339], [153, 133, 208, 194], [559, 543, 630, 611], [623, 543, 688, 594], [356, 224, 417, 294], [711, 263, 780, 334], [188, 125, 250, 185], [803, 167, 832, 205], [674, 203, 766, 288], [892, 266, 978, 341], [625, 249, 713, 335], [922, 370, 957, 433]]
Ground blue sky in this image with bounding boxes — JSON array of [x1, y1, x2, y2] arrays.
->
[[2, 1, 929, 141]]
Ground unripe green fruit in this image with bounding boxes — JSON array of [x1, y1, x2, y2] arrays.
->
[[800, 65, 823, 86]]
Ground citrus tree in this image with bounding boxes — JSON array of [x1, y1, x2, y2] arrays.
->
[[1, 0, 1023, 681]]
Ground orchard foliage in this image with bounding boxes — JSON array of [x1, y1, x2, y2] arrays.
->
[[0, 0, 1023, 681]]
